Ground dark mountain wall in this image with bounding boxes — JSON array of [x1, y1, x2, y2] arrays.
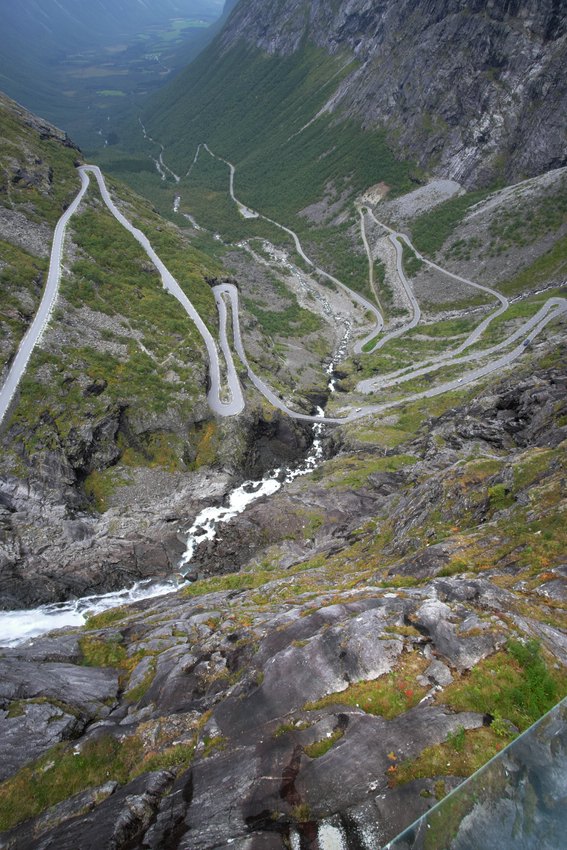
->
[[183, 0, 567, 186]]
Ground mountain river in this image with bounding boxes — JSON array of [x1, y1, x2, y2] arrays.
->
[[0, 414, 325, 647]]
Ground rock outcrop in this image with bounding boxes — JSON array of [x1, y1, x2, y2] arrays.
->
[[218, 0, 567, 186], [0, 566, 564, 848]]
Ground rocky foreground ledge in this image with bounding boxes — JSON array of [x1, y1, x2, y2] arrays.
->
[[0, 559, 565, 849]]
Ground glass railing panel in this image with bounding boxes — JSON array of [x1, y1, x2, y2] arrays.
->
[[384, 696, 567, 850]]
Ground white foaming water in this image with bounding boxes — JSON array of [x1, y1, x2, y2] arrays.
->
[[318, 821, 348, 850], [180, 415, 325, 572], [0, 417, 326, 646], [0, 579, 183, 648], [327, 323, 351, 393]]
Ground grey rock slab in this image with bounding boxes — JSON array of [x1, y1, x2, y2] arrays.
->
[[1, 633, 82, 663], [425, 659, 454, 686], [140, 646, 200, 713], [128, 638, 178, 654], [434, 578, 516, 611], [0, 702, 83, 780], [177, 749, 261, 850], [535, 578, 567, 602], [216, 608, 403, 737], [257, 597, 388, 664], [412, 599, 505, 670], [0, 659, 119, 715], [141, 768, 192, 849], [62, 520, 94, 543], [342, 780, 435, 849], [126, 655, 156, 693], [387, 542, 455, 580], [296, 707, 484, 816]]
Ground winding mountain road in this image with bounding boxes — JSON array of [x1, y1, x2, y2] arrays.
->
[[358, 297, 567, 394], [82, 166, 244, 416], [1, 159, 565, 431], [0, 166, 245, 427], [200, 144, 385, 353], [367, 208, 510, 352]]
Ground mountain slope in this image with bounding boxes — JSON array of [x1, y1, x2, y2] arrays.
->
[[1, 92, 310, 609], [0, 3, 566, 845], [0, 354, 566, 848], [144, 0, 567, 190]]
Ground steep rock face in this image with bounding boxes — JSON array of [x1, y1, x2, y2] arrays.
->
[[219, 0, 567, 185]]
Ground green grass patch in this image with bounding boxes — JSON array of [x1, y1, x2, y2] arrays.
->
[[458, 457, 503, 485], [304, 652, 429, 719], [411, 189, 493, 257], [130, 741, 195, 777], [512, 446, 563, 492], [0, 241, 48, 358], [485, 184, 567, 255], [402, 242, 423, 277], [499, 236, 567, 296], [84, 467, 132, 513], [84, 607, 131, 630], [244, 295, 322, 338], [125, 658, 157, 703], [393, 726, 507, 788], [0, 735, 143, 832], [440, 640, 566, 732], [181, 569, 277, 598], [201, 735, 227, 758], [316, 452, 417, 489], [487, 483, 514, 512], [79, 635, 127, 668], [192, 421, 219, 469], [304, 728, 344, 758]]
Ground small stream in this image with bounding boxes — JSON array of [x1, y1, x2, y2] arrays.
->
[[327, 324, 351, 393], [0, 415, 326, 647]]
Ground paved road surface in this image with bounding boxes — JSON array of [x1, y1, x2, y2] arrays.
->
[[214, 283, 567, 424], [0, 166, 245, 426], [0, 170, 90, 425], [83, 166, 244, 416]]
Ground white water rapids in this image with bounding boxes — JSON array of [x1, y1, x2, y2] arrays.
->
[[0, 579, 183, 648], [180, 413, 324, 571], [0, 416, 325, 647]]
